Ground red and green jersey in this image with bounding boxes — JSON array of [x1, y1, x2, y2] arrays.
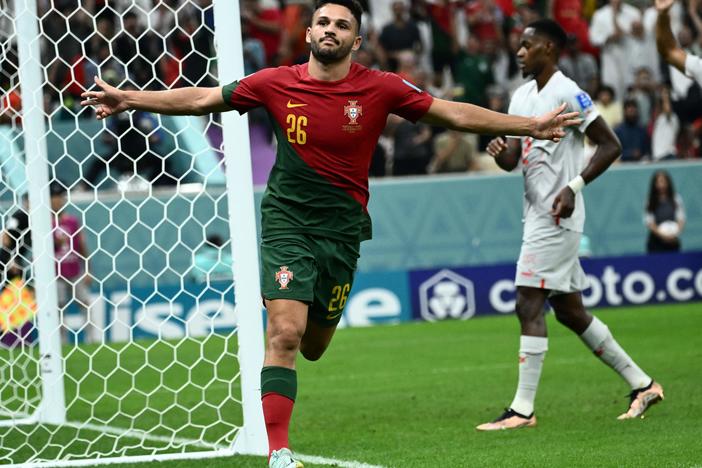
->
[[221, 62, 433, 242]]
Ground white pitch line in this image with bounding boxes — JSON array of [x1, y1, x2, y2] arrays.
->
[[8, 420, 385, 468], [296, 453, 386, 468], [62, 420, 226, 450]]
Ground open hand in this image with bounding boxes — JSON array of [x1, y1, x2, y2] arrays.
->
[[550, 185, 576, 219], [532, 103, 582, 142], [80, 76, 129, 120], [655, 0, 675, 13]]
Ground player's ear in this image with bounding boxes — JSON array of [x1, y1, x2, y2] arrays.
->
[[352, 35, 363, 52], [305, 27, 312, 44]]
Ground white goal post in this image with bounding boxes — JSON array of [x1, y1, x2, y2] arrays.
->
[[0, 0, 267, 464]]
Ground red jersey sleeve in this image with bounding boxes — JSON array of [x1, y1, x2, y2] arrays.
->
[[221, 67, 277, 113], [381, 72, 434, 123]]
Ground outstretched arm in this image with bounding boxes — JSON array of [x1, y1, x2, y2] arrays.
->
[[419, 98, 581, 142], [80, 76, 231, 120], [656, 0, 687, 73], [550, 117, 621, 218]]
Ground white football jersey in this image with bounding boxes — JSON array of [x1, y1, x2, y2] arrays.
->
[[685, 53, 702, 85], [508, 71, 600, 236]]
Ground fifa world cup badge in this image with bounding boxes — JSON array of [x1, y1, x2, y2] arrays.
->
[[275, 266, 294, 290]]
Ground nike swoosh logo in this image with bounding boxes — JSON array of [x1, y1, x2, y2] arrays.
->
[[326, 312, 342, 320], [287, 100, 307, 108]]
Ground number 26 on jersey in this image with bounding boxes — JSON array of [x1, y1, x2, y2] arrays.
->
[[286, 114, 307, 145]]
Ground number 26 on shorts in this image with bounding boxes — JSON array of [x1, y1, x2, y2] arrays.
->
[[328, 283, 350, 312]]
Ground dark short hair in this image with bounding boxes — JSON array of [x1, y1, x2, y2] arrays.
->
[[623, 98, 638, 109], [50, 182, 67, 197], [597, 84, 616, 99], [527, 19, 568, 52], [314, 0, 363, 32]]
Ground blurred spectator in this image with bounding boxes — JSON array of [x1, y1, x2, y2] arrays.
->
[[0, 77, 21, 128], [550, 0, 597, 56], [628, 67, 656, 127], [191, 234, 233, 283], [83, 84, 175, 188], [0, 195, 31, 284], [241, 0, 283, 67], [645, 170, 685, 252], [628, 20, 659, 85], [559, 34, 599, 96], [428, 130, 478, 173], [589, 0, 642, 101], [426, 0, 459, 87], [386, 65, 433, 176], [512, 0, 540, 29], [168, 9, 215, 87], [478, 84, 508, 150], [676, 124, 700, 159], [279, 1, 314, 65], [378, 1, 423, 71], [113, 10, 165, 89], [85, 13, 122, 84], [651, 87, 679, 161], [453, 35, 494, 107], [465, 0, 504, 42], [615, 99, 650, 162], [595, 85, 623, 129], [148, 0, 179, 37], [354, 48, 377, 69], [42, 2, 93, 114], [50, 184, 97, 343], [388, 114, 433, 176], [243, 35, 267, 76]]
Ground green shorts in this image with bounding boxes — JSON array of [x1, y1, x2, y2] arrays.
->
[[260, 234, 360, 327]]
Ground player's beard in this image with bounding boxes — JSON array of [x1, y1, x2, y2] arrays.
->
[[310, 37, 354, 65]]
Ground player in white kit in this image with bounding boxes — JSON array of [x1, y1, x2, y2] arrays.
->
[[656, 0, 702, 84], [476, 19, 664, 431]]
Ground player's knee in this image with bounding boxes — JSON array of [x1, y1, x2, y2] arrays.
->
[[268, 324, 303, 354], [300, 345, 325, 362], [515, 299, 542, 324]]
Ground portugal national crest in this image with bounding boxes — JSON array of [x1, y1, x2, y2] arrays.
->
[[344, 100, 362, 125], [275, 266, 294, 290]]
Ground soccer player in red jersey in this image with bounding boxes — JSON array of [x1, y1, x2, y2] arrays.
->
[[82, 1, 580, 466]]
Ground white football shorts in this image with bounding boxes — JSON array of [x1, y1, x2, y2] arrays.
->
[[515, 224, 587, 295]]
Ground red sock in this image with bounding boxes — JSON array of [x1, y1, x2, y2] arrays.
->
[[262, 392, 294, 457]]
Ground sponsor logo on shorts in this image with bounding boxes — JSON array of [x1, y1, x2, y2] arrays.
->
[[275, 266, 294, 290]]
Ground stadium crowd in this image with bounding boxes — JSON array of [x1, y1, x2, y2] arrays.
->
[[1, 0, 701, 181]]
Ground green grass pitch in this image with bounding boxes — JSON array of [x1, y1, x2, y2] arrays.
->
[[1, 302, 700, 467]]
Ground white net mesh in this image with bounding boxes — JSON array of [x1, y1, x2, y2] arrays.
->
[[0, 0, 252, 463]]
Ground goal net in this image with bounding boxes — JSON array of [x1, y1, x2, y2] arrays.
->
[[0, 0, 266, 464]]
